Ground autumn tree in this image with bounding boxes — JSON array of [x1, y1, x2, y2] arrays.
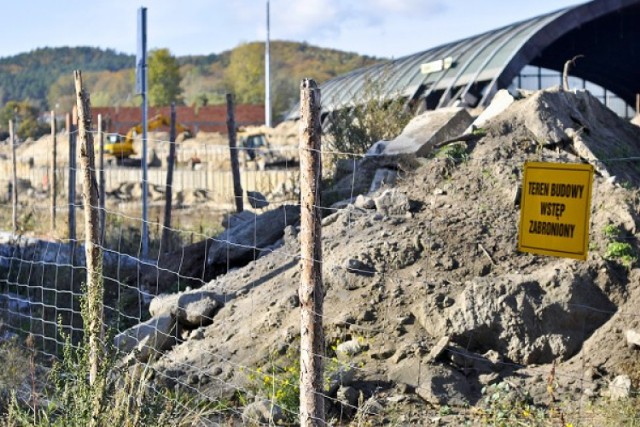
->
[[224, 43, 264, 104], [148, 48, 183, 106]]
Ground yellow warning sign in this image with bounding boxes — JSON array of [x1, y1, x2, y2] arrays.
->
[[518, 161, 594, 260]]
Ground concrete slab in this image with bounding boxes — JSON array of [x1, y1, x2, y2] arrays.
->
[[466, 89, 515, 133], [381, 107, 472, 158]]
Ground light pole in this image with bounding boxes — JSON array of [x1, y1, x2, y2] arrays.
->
[[265, 0, 272, 127]]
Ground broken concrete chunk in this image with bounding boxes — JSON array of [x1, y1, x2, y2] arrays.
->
[[625, 329, 640, 348], [336, 339, 364, 358], [114, 314, 176, 362], [374, 189, 410, 216], [176, 292, 222, 327], [354, 194, 376, 210], [381, 107, 473, 158], [466, 89, 515, 132], [426, 336, 450, 363], [608, 375, 632, 400], [207, 205, 300, 266], [149, 290, 224, 328]]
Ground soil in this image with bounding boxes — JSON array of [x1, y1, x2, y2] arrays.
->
[[136, 88, 640, 424]]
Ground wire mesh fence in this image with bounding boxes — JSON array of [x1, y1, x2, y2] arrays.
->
[[0, 79, 639, 426]]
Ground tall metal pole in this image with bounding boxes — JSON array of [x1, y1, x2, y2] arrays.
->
[[138, 7, 149, 259], [265, 0, 272, 127]]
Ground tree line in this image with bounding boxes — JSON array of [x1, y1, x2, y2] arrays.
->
[[0, 43, 380, 139]]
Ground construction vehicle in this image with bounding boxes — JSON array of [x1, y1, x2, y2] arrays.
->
[[238, 127, 296, 170], [104, 114, 191, 161]]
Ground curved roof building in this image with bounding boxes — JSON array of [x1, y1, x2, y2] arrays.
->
[[287, 0, 640, 119]]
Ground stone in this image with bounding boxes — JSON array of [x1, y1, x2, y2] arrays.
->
[[426, 336, 450, 363], [176, 292, 221, 327], [220, 210, 257, 229], [414, 366, 471, 407], [370, 345, 396, 360], [326, 365, 355, 396], [361, 397, 384, 415], [359, 309, 376, 322], [373, 189, 411, 216], [207, 205, 300, 266], [149, 290, 223, 328], [625, 329, 640, 348], [381, 108, 473, 158], [478, 372, 501, 386], [354, 194, 376, 210], [369, 168, 398, 193], [114, 315, 176, 362], [337, 386, 360, 409], [242, 399, 285, 425], [336, 340, 363, 358], [466, 89, 515, 132], [608, 375, 632, 400], [343, 258, 376, 276], [246, 190, 269, 209]]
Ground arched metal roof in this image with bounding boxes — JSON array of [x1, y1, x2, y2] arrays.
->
[[286, 0, 640, 120]]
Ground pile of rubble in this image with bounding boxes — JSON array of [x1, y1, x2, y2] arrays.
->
[[114, 87, 640, 424]]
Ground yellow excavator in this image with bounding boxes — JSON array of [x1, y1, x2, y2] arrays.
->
[[104, 114, 191, 160]]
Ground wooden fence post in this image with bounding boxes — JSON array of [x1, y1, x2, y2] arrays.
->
[[74, 70, 104, 390], [10, 120, 17, 233], [161, 102, 177, 253], [298, 78, 325, 427], [98, 114, 106, 244], [50, 111, 57, 232], [226, 93, 244, 213], [68, 109, 77, 241]]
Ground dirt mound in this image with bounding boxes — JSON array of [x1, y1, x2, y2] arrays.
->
[[127, 88, 639, 423]]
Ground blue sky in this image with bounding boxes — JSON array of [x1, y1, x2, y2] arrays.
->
[[2, 0, 583, 59]]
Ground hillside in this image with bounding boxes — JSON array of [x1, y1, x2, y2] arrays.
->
[[0, 43, 381, 121]]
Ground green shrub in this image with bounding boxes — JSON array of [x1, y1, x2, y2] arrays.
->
[[602, 224, 636, 268], [325, 68, 414, 157]]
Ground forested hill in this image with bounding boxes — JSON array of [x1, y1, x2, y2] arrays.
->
[[0, 42, 381, 120], [0, 47, 134, 105]]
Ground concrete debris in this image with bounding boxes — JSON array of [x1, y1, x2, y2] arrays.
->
[[379, 107, 473, 158], [114, 315, 176, 362]]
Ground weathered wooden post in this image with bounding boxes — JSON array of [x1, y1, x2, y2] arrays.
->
[[50, 111, 57, 231], [74, 70, 104, 389], [68, 109, 77, 241], [226, 93, 244, 213], [98, 114, 106, 244], [298, 78, 325, 427], [161, 102, 177, 253], [9, 120, 17, 233]]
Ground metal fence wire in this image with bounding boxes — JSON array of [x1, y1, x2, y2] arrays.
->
[[0, 77, 638, 426]]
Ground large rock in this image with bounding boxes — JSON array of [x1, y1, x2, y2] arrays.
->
[[388, 359, 472, 406], [142, 205, 300, 290], [207, 205, 300, 266], [466, 89, 514, 132], [413, 266, 616, 364], [380, 107, 473, 158], [149, 290, 224, 328], [114, 315, 176, 362], [374, 189, 410, 216], [242, 399, 285, 425]]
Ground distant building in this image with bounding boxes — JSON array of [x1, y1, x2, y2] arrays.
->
[[91, 105, 265, 135], [288, 0, 639, 120]]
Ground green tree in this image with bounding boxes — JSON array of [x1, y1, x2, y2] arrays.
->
[[0, 100, 48, 140], [224, 42, 264, 104], [148, 48, 183, 106]]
